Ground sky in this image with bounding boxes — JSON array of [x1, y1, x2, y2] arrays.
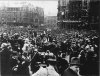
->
[[0, 0, 58, 16]]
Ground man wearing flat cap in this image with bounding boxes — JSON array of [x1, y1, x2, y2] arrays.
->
[[62, 57, 80, 76]]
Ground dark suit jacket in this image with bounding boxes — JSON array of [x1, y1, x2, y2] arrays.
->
[[62, 68, 79, 76]]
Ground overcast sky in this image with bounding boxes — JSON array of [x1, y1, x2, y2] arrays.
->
[[0, 0, 58, 16]]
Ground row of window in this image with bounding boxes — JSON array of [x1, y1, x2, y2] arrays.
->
[[0, 17, 40, 23]]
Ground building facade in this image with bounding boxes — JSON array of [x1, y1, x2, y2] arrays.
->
[[44, 16, 57, 29], [57, 0, 99, 30], [0, 5, 44, 27], [57, 0, 83, 29], [88, 0, 99, 31]]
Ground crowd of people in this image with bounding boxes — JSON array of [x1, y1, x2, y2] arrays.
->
[[0, 29, 99, 76]]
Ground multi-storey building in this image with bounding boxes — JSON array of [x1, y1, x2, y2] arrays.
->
[[0, 5, 44, 27], [57, 0, 99, 30], [44, 16, 57, 29], [57, 0, 82, 29], [88, 0, 99, 31]]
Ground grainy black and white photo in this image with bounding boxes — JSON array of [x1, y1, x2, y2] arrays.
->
[[0, 0, 99, 76]]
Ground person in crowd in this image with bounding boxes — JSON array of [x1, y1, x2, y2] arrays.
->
[[62, 57, 80, 76], [57, 54, 69, 76], [46, 54, 59, 76], [0, 29, 99, 76], [31, 62, 47, 76], [22, 38, 33, 57], [0, 33, 10, 43], [9, 33, 24, 53], [83, 50, 99, 75], [78, 50, 86, 75], [0, 41, 13, 76], [32, 53, 59, 76], [31, 48, 42, 74]]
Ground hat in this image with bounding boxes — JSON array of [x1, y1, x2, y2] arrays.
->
[[25, 38, 29, 41], [38, 63, 47, 67], [1, 43, 9, 48], [36, 62, 41, 65], [47, 53, 56, 62], [70, 57, 80, 66], [47, 58, 56, 62]]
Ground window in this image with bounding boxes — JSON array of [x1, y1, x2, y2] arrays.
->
[[35, 19, 38, 23], [29, 19, 34, 23]]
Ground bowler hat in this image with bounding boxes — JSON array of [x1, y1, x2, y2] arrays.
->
[[70, 57, 80, 66]]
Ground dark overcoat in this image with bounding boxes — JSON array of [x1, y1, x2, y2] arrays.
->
[[62, 68, 79, 76]]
